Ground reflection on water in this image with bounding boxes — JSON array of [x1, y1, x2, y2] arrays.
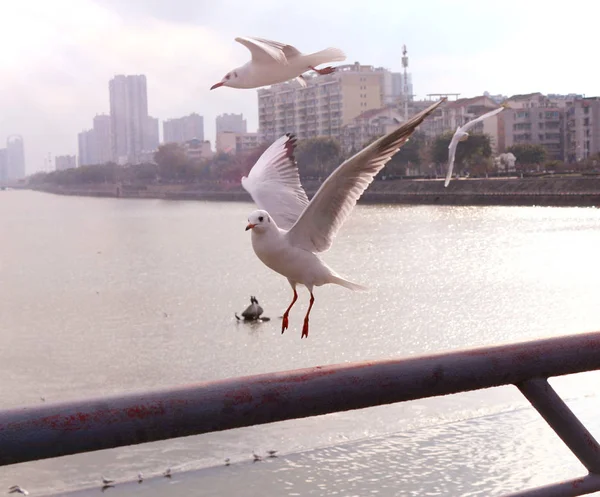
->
[[1, 190, 600, 495]]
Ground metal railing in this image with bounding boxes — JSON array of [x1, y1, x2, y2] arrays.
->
[[2, 331, 600, 496]]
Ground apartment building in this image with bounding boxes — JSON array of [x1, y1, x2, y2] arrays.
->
[[258, 63, 398, 143], [216, 132, 260, 155], [163, 113, 204, 144], [565, 97, 600, 163], [216, 113, 247, 134], [183, 139, 213, 162], [501, 93, 565, 160]]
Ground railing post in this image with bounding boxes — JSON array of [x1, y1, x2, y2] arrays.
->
[[517, 378, 600, 474]]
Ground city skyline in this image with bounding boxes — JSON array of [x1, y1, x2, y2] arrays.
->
[[1, 0, 599, 173]]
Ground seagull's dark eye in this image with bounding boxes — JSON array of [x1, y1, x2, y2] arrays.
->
[[225, 74, 231, 80], [258, 216, 264, 222], [233, 71, 238, 78]]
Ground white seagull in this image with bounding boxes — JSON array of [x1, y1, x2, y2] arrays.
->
[[445, 106, 504, 187], [210, 36, 346, 90], [101, 476, 114, 486], [242, 99, 445, 338], [8, 486, 29, 495]]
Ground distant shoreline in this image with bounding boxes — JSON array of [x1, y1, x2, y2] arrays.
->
[[27, 176, 600, 208]]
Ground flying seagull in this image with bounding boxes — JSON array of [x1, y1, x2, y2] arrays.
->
[[242, 99, 446, 338], [210, 37, 346, 90], [445, 106, 504, 187]]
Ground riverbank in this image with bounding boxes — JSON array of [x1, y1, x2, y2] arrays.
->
[[28, 176, 600, 207]]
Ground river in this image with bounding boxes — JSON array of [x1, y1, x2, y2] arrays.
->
[[1, 190, 600, 496]]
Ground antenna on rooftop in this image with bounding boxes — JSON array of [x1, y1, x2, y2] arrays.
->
[[402, 45, 409, 121]]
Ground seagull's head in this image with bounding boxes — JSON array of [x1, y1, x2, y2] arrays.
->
[[245, 210, 272, 233], [211, 69, 241, 90]]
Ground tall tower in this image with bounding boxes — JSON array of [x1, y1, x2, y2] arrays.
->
[[109, 75, 148, 164], [402, 45, 409, 121]]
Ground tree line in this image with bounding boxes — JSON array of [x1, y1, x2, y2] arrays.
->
[[28, 133, 600, 188]]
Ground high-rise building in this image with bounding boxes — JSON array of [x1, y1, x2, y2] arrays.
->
[[93, 114, 112, 164], [78, 130, 96, 166], [144, 116, 160, 152], [6, 135, 25, 179], [0, 148, 6, 181], [258, 63, 388, 143], [216, 113, 247, 134], [55, 155, 77, 171], [109, 74, 149, 164], [163, 113, 205, 144]]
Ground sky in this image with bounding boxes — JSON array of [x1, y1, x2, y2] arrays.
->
[[1, 0, 599, 174]]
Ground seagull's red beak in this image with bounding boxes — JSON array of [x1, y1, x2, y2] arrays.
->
[[245, 223, 256, 231], [210, 82, 224, 90]]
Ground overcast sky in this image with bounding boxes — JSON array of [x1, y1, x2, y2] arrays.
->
[[1, 0, 599, 174]]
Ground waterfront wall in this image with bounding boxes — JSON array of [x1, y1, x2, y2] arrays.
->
[[29, 176, 600, 207]]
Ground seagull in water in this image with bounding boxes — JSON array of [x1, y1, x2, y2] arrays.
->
[[210, 37, 346, 90], [8, 486, 29, 495], [242, 99, 445, 338], [101, 476, 114, 486], [445, 106, 505, 187]]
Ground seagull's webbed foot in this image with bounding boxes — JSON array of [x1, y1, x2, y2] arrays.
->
[[310, 66, 335, 75], [301, 292, 315, 339], [282, 286, 298, 334]]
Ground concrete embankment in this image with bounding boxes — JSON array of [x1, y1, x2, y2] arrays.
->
[[29, 176, 600, 207]]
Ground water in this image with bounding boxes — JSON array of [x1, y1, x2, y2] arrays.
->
[[1, 190, 600, 496]]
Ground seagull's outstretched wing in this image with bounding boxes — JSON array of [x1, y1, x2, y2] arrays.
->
[[445, 129, 464, 187], [235, 37, 290, 65], [461, 106, 504, 133], [241, 134, 309, 230], [250, 37, 302, 60], [286, 99, 446, 253], [444, 107, 503, 187]]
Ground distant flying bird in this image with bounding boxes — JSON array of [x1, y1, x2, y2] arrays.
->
[[445, 106, 504, 187], [242, 99, 445, 338], [252, 452, 262, 462], [210, 37, 346, 90], [267, 450, 278, 458]]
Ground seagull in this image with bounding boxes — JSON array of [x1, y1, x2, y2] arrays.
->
[[445, 106, 504, 187], [210, 36, 346, 90], [252, 452, 262, 462], [163, 468, 172, 478], [137, 472, 143, 483], [242, 99, 445, 338], [267, 450, 278, 458], [101, 476, 114, 486], [225, 458, 231, 466], [8, 486, 29, 495]]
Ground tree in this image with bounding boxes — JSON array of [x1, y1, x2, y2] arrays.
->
[[507, 144, 547, 169], [432, 132, 492, 176], [295, 138, 342, 179], [153, 143, 192, 181]]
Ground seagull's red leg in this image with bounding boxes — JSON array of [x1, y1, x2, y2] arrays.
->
[[282, 286, 298, 334], [301, 292, 315, 339], [310, 66, 336, 75]]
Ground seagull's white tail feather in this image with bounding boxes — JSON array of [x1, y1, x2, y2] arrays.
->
[[307, 47, 346, 66], [330, 275, 368, 291]]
